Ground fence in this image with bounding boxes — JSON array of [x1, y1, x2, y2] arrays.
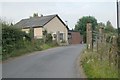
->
[[92, 29, 120, 78], [86, 22, 120, 77]]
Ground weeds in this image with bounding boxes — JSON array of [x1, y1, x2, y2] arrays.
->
[[81, 49, 118, 78]]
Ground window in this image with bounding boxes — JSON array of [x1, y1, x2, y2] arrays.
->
[[68, 33, 72, 39], [59, 33, 64, 40]]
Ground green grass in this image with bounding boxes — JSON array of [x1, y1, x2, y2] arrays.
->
[[41, 44, 51, 50], [41, 42, 58, 50], [81, 50, 118, 78]]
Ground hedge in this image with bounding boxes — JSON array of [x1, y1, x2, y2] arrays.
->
[[2, 23, 31, 58]]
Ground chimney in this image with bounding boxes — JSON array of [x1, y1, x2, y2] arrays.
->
[[33, 13, 39, 17]]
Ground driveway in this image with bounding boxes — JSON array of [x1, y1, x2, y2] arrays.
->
[[2, 44, 85, 78]]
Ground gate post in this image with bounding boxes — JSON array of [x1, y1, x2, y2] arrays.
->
[[86, 23, 92, 50]]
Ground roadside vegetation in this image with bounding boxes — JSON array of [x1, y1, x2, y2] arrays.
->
[[2, 21, 58, 61], [80, 47, 118, 78], [75, 16, 119, 78], [80, 31, 119, 78], [80, 25, 118, 78]]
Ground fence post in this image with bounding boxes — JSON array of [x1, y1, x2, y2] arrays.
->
[[98, 27, 104, 61]]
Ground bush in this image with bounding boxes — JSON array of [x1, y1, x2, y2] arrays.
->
[[46, 33, 52, 43], [43, 30, 53, 43], [60, 40, 66, 43], [2, 23, 31, 59]]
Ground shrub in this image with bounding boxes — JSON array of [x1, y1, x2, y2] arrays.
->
[[2, 23, 31, 59], [46, 33, 52, 43], [43, 30, 53, 43], [60, 40, 66, 43]]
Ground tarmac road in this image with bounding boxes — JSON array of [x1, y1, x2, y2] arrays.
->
[[2, 44, 85, 78]]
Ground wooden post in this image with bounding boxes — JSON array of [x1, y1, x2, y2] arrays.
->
[[99, 27, 104, 43], [86, 23, 92, 50], [98, 27, 104, 61]]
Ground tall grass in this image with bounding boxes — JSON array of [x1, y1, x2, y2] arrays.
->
[[80, 49, 118, 78]]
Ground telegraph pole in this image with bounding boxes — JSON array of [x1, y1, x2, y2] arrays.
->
[[117, 0, 120, 78], [117, 0, 120, 35]]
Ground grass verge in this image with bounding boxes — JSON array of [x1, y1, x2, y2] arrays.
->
[[2, 40, 58, 61], [80, 49, 118, 78]]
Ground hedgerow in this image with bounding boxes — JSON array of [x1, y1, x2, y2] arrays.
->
[[2, 23, 31, 59]]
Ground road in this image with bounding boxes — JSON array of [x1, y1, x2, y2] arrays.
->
[[2, 44, 85, 78]]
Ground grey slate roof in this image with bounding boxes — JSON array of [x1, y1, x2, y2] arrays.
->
[[15, 14, 57, 28]]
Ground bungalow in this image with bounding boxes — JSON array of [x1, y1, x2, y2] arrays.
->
[[15, 14, 69, 44]]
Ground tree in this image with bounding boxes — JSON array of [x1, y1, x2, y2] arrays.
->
[[104, 21, 116, 33], [95, 22, 105, 31], [104, 21, 117, 42], [98, 22, 105, 27], [74, 16, 98, 43]]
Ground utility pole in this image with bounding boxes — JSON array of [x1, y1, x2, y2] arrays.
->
[[117, 0, 120, 78], [117, 0, 120, 35]]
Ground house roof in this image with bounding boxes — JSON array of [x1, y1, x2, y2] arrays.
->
[[14, 14, 69, 30]]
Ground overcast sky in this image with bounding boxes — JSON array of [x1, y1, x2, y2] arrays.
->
[[1, 0, 120, 29]]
